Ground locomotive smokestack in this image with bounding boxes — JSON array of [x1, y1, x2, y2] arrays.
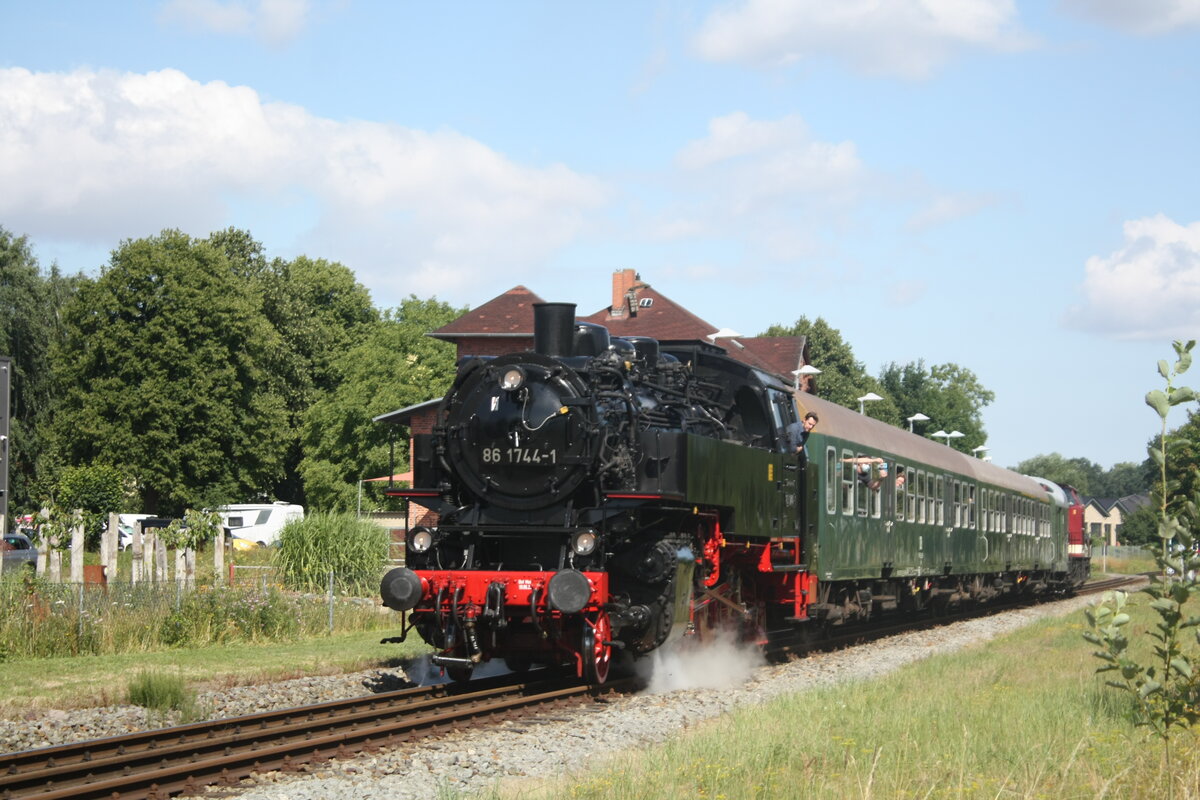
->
[[533, 302, 576, 357]]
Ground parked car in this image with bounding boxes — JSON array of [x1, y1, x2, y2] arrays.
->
[[2, 532, 37, 571], [116, 514, 154, 550]]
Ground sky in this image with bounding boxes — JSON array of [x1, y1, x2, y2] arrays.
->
[[2, 0, 1199, 472]]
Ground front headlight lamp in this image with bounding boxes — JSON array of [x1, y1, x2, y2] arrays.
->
[[570, 530, 598, 556], [408, 526, 435, 554], [499, 367, 526, 391]]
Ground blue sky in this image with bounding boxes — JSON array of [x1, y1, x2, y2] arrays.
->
[[2, 1, 1199, 471]]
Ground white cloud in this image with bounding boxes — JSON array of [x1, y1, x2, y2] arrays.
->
[[693, 0, 1031, 79], [906, 192, 999, 230], [675, 112, 863, 213], [1069, 215, 1200, 340], [159, 0, 312, 45], [1060, 0, 1200, 35], [0, 67, 607, 302]]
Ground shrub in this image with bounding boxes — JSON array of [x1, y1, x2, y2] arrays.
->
[[126, 670, 192, 712], [274, 511, 390, 595]]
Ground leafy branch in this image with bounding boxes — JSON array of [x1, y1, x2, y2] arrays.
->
[[1085, 340, 1200, 773]]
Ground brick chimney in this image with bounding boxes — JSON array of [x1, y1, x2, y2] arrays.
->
[[610, 269, 637, 318]]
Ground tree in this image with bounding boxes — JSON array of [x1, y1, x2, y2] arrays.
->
[[1012, 452, 1092, 493], [299, 296, 464, 510], [1092, 461, 1150, 497], [762, 316, 899, 424], [0, 227, 84, 511], [49, 230, 291, 515], [878, 360, 994, 452], [1118, 503, 1158, 547], [1158, 410, 1200, 509], [54, 463, 127, 546]]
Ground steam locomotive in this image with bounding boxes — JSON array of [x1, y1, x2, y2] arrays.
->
[[379, 302, 1089, 683]]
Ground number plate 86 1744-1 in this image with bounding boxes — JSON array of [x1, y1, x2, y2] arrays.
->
[[481, 447, 558, 465]]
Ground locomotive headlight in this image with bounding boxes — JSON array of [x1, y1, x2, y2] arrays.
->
[[408, 526, 434, 554], [498, 367, 526, 391], [571, 530, 598, 556]]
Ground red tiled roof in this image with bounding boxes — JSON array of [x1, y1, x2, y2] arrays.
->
[[738, 336, 807, 379], [430, 285, 544, 338], [428, 278, 808, 382], [579, 287, 719, 341]]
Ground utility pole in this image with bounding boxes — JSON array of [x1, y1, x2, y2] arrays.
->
[[0, 357, 10, 535]]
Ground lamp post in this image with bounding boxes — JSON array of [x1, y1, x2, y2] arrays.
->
[[907, 412, 929, 433], [972, 445, 990, 459], [857, 392, 882, 414], [792, 364, 821, 391], [931, 429, 950, 446], [946, 430, 965, 450]]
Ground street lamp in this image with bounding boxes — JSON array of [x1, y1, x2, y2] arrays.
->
[[857, 392, 882, 414], [792, 364, 821, 391], [907, 412, 929, 433], [706, 328, 742, 342], [972, 445, 989, 459], [946, 430, 965, 449], [931, 429, 950, 445]]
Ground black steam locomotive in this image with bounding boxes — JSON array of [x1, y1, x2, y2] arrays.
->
[[380, 302, 1087, 683]]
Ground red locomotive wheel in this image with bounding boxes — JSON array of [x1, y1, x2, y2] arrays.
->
[[581, 610, 612, 684]]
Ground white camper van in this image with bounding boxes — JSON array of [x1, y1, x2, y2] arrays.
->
[[218, 502, 304, 547]]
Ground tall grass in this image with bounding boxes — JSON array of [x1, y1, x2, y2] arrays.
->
[[0, 571, 395, 659], [274, 511, 391, 595], [505, 605, 1200, 800]]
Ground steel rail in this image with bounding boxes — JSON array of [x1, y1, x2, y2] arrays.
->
[[1, 671, 626, 800]]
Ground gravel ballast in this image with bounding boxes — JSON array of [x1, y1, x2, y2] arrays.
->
[[3, 594, 1101, 799]]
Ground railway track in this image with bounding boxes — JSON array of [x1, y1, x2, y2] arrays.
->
[[1, 573, 1145, 800], [0, 670, 629, 800]]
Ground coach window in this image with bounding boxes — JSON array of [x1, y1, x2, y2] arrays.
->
[[925, 475, 933, 524], [841, 449, 855, 516], [825, 447, 837, 514], [983, 489, 991, 532], [906, 469, 916, 522], [952, 481, 961, 527], [935, 475, 945, 526], [968, 484, 976, 529], [896, 463, 907, 521], [915, 471, 926, 524], [856, 454, 869, 517], [870, 468, 882, 519]]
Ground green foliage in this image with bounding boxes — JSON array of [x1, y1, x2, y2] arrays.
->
[[53, 463, 126, 545], [878, 359, 994, 451], [761, 316, 898, 423], [162, 508, 222, 550], [1012, 452, 1151, 498], [1120, 503, 1161, 547], [49, 229, 292, 516], [275, 511, 391, 595], [0, 227, 84, 513], [159, 585, 302, 646], [1096, 461, 1153, 497], [299, 297, 463, 510], [1013, 452, 1095, 493], [126, 670, 193, 712], [32, 503, 72, 551], [1085, 340, 1200, 762]]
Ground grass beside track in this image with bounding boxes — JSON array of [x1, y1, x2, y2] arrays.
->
[[488, 581, 1198, 800], [0, 631, 430, 716]]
